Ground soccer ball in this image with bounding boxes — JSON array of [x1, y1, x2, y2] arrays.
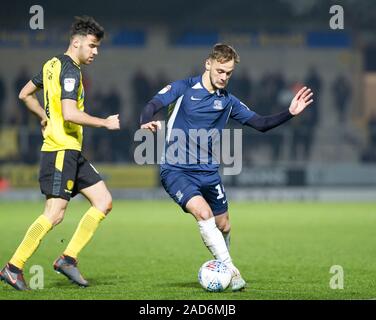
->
[[198, 260, 232, 292]]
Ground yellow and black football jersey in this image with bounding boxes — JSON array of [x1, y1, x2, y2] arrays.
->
[[32, 54, 85, 151]]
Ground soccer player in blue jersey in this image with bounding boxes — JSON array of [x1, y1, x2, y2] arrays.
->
[[140, 44, 313, 291]]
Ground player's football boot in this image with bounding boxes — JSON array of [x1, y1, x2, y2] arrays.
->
[[229, 265, 247, 292], [0, 263, 30, 291], [53, 255, 89, 287]]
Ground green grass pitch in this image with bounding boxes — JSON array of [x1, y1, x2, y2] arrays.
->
[[0, 200, 375, 300]]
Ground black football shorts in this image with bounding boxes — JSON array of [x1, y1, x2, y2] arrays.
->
[[39, 150, 102, 201]]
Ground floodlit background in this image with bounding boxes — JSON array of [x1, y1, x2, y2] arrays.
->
[[0, 0, 375, 199], [0, 0, 376, 301]]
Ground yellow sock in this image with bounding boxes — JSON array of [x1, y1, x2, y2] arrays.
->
[[63, 207, 105, 259], [10, 215, 53, 270]]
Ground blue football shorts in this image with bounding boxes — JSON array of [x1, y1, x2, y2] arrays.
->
[[160, 169, 228, 216]]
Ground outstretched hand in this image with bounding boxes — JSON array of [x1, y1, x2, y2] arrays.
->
[[141, 121, 162, 132], [289, 87, 314, 116]]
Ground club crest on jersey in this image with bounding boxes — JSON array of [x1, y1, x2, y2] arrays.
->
[[64, 78, 76, 92], [158, 85, 171, 94], [213, 100, 223, 110]]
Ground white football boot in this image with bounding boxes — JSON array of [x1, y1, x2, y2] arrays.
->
[[227, 264, 246, 291]]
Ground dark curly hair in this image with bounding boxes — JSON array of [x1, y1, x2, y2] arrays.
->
[[70, 16, 104, 40]]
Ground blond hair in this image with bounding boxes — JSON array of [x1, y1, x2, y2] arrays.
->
[[208, 43, 240, 64]]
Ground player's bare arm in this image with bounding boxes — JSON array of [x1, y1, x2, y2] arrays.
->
[[19, 80, 47, 128], [289, 86, 314, 115], [61, 99, 120, 130]]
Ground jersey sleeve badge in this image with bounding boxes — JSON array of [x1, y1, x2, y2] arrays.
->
[[64, 78, 76, 92]]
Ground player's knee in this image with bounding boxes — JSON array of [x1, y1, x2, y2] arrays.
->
[[105, 197, 113, 215], [221, 222, 231, 233], [44, 211, 65, 226], [53, 214, 65, 226], [216, 216, 231, 233], [95, 193, 112, 215], [196, 209, 213, 221], [44, 201, 67, 226]]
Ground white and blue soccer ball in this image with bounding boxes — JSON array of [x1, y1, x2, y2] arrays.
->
[[198, 260, 232, 292]]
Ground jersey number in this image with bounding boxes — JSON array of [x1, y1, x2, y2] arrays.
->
[[215, 184, 225, 199]]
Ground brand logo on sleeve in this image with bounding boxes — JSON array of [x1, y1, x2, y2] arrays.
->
[[64, 78, 76, 92]]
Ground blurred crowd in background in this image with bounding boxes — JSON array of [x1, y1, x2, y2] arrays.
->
[[1, 0, 376, 166], [0, 65, 367, 165]]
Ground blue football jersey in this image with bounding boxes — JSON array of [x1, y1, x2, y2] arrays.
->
[[154, 75, 255, 171]]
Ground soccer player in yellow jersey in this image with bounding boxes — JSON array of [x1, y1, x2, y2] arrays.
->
[[0, 16, 120, 290]]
